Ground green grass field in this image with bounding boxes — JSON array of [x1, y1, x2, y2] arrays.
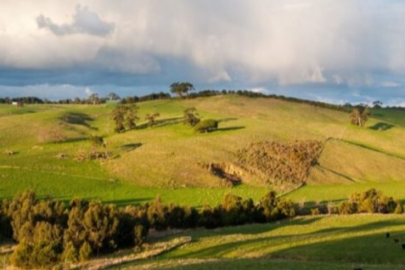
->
[[2, 95, 405, 269], [1, 95, 405, 206], [120, 215, 405, 270]]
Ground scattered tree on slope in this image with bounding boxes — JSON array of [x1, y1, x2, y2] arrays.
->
[[170, 82, 194, 97], [351, 105, 370, 127], [112, 105, 139, 133]]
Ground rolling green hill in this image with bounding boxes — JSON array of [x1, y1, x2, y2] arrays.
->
[[1, 95, 405, 206], [120, 215, 405, 270]]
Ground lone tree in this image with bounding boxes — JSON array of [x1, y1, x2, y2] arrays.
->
[[183, 107, 200, 126], [107, 92, 120, 101], [170, 82, 194, 97], [112, 105, 139, 133], [373, 100, 383, 109], [88, 94, 100, 105], [145, 113, 160, 127], [351, 105, 370, 127]]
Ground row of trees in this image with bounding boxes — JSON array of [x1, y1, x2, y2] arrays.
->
[[308, 189, 403, 215], [112, 105, 218, 134], [0, 86, 388, 116], [111, 105, 162, 133], [0, 190, 294, 268], [339, 189, 403, 214], [1, 188, 402, 267]]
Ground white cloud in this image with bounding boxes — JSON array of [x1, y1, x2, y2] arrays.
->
[[0, 0, 405, 87], [249, 87, 267, 93], [381, 81, 400, 88], [84, 87, 93, 96]]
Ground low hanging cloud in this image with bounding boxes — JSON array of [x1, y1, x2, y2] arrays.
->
[[36, 5, 114, 37]]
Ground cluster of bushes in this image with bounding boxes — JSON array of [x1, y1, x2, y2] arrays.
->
[[112, 105, 139, 133], [182, 107, 218, 133], [0, 191, 147, 268], [237, 140, 323, 186], [143, 193, 295, 231], [0, 89, 368, 114], [307, 189, 404, 215], [1, 188, 403, 267], [121, 92, 171, 104], [338, 189, 403, 214], [0, 96, 44, 104], [183, 107, 200, 127], [0, 190, 294, 268]]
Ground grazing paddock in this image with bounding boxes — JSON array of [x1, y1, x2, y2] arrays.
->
[[1, 95, 405, 207], [120, 215, 405, 270]]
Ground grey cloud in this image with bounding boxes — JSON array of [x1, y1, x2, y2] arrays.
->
[[37, 5, 114, 37], [1, 0, 405, 104]]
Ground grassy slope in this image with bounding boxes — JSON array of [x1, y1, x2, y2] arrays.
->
[[1, 95, 405, 206], [121, 215, 405, 270]]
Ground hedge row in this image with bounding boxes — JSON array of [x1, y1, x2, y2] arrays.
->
[[0, 188, 401, 268], [0, 190, 294, 268]]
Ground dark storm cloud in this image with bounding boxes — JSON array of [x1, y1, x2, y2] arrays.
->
[[0, 0, 405, 104]]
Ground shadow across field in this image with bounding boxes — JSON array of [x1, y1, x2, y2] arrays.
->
[[60, 112, 96, 130], [369, 122, 395, 131], [138, 258, 405, 270], [137, 117, 184, 129], [340, 139, 405, 160], [103, 197, 152, 206], [121, 143, 142, 152], [216, 126, 245, 132], [160, 218, 405, 269], [218, 118, 238, 123]]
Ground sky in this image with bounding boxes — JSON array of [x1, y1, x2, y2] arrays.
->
[[0, 0, 405, 105]]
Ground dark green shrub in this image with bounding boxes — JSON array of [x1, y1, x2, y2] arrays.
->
[[256, 191, 295, 222], [194, 119, 218, 133], [62, 241, 78, 263], [112, 105, 139, 133], [339, 189, 400, 214], [5, 189, 300, 268], [339, 201, 354, 214], [134, 225, 147, 249], [147, 197, 169, 231], [184, 107, 200, 126], [182, 206, 199, 228], [0, 200, 12, 241], [394, 201, 404, 214], [79, 241, 92, 262], [310, 208, 320, 216], [221, 194, 252, 226], [198, 205, 223, 229], [63, 200, 119, 260], [7, 190, 37, 242], [276, 199, 296, 218], [11, 222, 63, 268]]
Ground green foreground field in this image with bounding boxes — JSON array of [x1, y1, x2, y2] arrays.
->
[[1, 95, 405, 206], [120, 215, 405, 270]]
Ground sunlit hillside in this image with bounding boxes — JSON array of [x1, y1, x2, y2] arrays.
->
[[1, 95, 405, 206]]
